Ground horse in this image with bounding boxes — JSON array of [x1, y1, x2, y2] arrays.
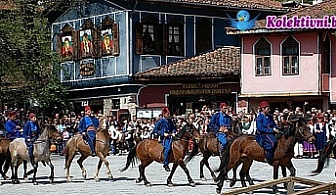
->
[[311, 138, 336, 177], [120, 122, 201, 187], [215, 116, 316, 194], [0, 138, 12, 179], [184, 119, 241, 181], [63, 117, 113, 182], [9, 126, 62, 185]]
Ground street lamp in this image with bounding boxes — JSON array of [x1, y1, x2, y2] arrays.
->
[[231, 91, 238, 114]]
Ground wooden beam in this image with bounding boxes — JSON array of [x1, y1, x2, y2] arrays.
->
[[290, 183, 336, 195]]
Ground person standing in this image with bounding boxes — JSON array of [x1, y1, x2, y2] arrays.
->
[[23, 113, 40, 164], [5, 111, 22, 140], [255, 101, 280, 165], [154, 107, 176, 172], [78, 106, 99, 156]]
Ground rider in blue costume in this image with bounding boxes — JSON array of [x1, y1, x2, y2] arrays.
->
[[255, 101, 280, 165], [78, 106, 99, 157], [5, 111, 22, 141], [154, 107, 177, 172], [23, 113, 40, 165], [215, 102, 231, 156]]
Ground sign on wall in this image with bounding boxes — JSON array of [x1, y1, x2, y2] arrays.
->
[[80, 63, 95, 76]]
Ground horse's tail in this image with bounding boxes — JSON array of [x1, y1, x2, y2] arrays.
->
[[311, 139, 336, 176], [119, 143, 138, 172], [184, 140, 199, 164], [215, 139, 233, 173]]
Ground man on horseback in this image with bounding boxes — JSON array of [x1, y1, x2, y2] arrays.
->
[[5, 111, 22, 141], [23, 113, 40, 164], [78, 106, 99, 157], [214, 103, 231, 156], [255, 101, 280, 165], [154, 107, 176, 172]]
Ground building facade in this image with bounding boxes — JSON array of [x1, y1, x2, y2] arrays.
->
[[49, 0, 289, 119]]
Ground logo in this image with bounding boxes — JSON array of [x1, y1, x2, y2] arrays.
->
[[226, 10, 261, 31], [266, 15, 336, 29]]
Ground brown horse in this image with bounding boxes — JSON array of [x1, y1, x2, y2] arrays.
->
[[9, 126, 62, 185], [63, 117, 113, 182], [0, 138, 12, 180], [215, 116, 316, 194], [184, 119, 241, 181], [120, 122, 201, 186]]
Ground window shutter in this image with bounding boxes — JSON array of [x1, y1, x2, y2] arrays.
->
[[93, 27, 102, 58], [179, 24, 184, 56], [72, 30, 80, 61], [163, 24, 168, 55], [55, 33, 62, 55], [135, 23, 143, 54], [112, 23, 120, 56]]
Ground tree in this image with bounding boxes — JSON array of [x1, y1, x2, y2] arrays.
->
[[0, 0, 86, 116]]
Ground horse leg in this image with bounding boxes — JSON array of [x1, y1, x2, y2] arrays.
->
[[65, 148, 76, 182], [167, 163, 178, 187], [94, 159, 103, 182], [0, 155, 10, 179], [281, 165, 288, 189], [245, 160, 254, 186], [239, 160, 252, 188], [229, 163, 239, 187], [272, 163, 280, 194], [77, 154, 89, 180], [23, 160, 29, 181], [45, 159, 54, 183], [32, 162, 38, 185], [179, 161, 195, 187], [11, 157, 20, 184], [203, 154, 217, 181], [100, 154, 113, 180], [136, 161, 152, 186]]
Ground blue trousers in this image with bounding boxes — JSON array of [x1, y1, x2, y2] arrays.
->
[[26, 142, 34, 157], [163, 137, 173, 166], [256, 133, 277, 159], [87, 131, 96, 154], [216, 132, 227, 153]]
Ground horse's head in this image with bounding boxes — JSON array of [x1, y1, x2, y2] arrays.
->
[[46, 125, 63, 142], [289, 116, 315, 143], [177, 122, 201, 143]]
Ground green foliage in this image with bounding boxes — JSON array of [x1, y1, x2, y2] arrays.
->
[[0, 0, 86, 115]]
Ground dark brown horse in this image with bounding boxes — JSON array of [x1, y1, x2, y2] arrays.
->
[[215, 116, 316, 194], [63, 117, 113, 182], [311, 138, 336, 177], [184, 119, 241, 181], [120, 122, 201, 186]]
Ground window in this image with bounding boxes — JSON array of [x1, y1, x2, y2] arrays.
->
[[166, 18, 184, 56], [101, 16, 120, 56], [135, 15, 163, 55], [196, 18, 212, 54], [322, 34, 330, 73], [57, 24, 77, 61], [255, 37, 271, 76], [282, 36, 299, 75]]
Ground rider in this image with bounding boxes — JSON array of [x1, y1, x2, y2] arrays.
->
[[215, 102, 231, 156], [154, 107, 177, 172], [5, 111, 22, 140], [255, 101, 280, 165], [78, 106, 99, 157], [23, 113, 40, 164]]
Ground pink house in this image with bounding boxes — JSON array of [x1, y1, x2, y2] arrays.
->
[[227, 0, 336, 112]]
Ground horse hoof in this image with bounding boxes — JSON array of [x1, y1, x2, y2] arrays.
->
[[136, 178, 142, 183], [3, 175, 9, 180], [145, 182, 152, 187], [216, 189, 221, 195], [66, 178, 72, 182], [24, 177, 28, 182], [168, 183, 173, 187], [189, 182, 195, 187], [94, 177, 100, 182], [33, 182, 38, 185], [230, 182, 235, 187], [200, 177, 207, 181]]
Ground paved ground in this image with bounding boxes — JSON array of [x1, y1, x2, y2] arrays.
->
[[0, 154, 335, 195]]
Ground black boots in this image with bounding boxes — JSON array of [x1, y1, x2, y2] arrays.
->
[[163, 165, 171, 172]]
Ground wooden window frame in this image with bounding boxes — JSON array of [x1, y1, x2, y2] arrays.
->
[[282, 36, 299, 76], [165, 18, 184, 56], [255, 37, 271, 76]]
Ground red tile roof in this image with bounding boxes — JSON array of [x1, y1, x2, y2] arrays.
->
[[227, 0, 335, 34], [133, 46, 240, 81], [144, 0, 288, 11]]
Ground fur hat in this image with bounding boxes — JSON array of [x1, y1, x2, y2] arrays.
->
[[85, 106, 91, 112]]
